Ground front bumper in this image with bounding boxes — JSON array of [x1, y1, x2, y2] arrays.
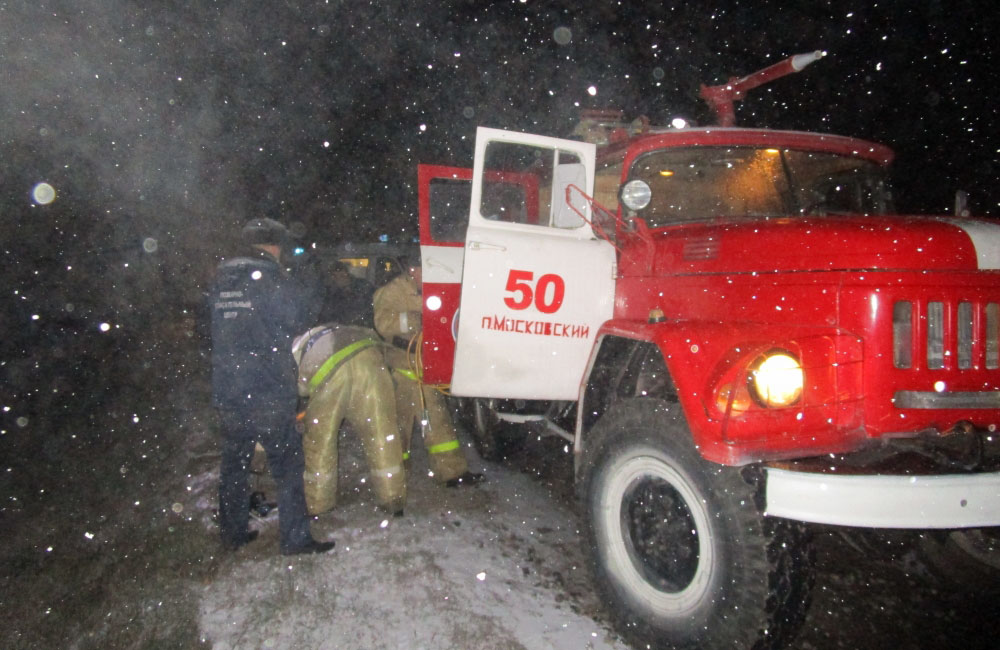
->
[[765, 468, 1000, 528]]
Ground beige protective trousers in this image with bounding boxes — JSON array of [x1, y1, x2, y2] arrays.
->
[[302, 346, 406, 514], [385, 347, 469, 483]]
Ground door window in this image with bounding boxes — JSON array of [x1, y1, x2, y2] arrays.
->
[[480, 141, 585, 229]]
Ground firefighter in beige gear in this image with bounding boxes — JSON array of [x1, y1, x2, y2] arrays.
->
[[373, 259, 483, 487], [292, 324, 406, 515]]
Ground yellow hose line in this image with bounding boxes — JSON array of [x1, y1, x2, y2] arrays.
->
[[399, 330, 451, 396]]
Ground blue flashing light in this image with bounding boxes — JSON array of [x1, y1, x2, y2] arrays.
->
[[293, 247, 305, 256]]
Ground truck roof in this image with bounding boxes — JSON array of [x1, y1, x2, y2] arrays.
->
[[597, 127, 895, 169]]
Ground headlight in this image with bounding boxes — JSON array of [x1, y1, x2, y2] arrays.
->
[[748, 351, 803, 408]]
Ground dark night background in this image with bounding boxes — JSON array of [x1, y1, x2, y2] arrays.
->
[[2, 2, 999, 647], [2, 1, 997, 318], [2, 2, 998, 482], [3, 0, 999, 520]]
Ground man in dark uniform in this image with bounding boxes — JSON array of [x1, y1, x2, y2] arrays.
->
[[210, 217, 335, 555]]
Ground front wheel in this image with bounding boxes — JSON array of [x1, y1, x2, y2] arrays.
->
[[583, 399, 812, 650]]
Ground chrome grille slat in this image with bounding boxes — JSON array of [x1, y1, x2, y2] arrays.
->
[[958, 302, 973, 369], [892, 301, 912, 369], [988, 303, 999, 370], [894, 299, 1000, 371], [926, 302, 944, 369]]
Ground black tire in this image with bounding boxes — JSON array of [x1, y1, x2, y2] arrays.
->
[[463, 398, 522, 462], [582, 399, 813, 650], [919, 528, 1000, 592]]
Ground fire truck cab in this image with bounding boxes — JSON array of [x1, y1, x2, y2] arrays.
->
[[415, 57, 1000, 650]]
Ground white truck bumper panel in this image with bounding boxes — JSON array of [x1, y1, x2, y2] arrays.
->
[[765, 468, 1000, 529]]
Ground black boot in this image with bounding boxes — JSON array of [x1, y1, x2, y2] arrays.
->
[[222, 529, 259, 551], [282, 538, 336, 556], [445, 471, 485, 488]]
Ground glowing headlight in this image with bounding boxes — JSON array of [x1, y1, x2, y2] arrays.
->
[[748, 351, 803, 408]]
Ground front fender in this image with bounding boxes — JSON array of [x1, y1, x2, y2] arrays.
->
[[581, 319, 867, 465]]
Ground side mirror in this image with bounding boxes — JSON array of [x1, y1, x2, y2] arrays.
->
[[552, 162, 588, 228]]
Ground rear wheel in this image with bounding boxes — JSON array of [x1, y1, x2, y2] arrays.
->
[[464, 398, 522, 461], [582, 399, 812, 650]]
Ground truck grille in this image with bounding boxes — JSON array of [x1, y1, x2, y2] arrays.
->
[[893, 300, 1000, 370]]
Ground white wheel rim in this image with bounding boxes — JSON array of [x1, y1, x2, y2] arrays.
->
[[598, 450, 715, 617]]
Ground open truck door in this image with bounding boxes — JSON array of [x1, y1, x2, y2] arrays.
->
[[418, 164, 472, 386], [448, 127, 616, 400]]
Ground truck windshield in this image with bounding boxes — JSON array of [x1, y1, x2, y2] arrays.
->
[[626, 146, 892, 227]]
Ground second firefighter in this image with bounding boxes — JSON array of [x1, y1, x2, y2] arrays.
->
[[373, 257, 482, 487]]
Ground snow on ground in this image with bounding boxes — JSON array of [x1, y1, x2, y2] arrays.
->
[[5, 331, 997, 649], [196, 429, 630, 650]]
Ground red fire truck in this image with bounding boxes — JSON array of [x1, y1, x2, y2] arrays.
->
[[415, 53, 1000, 649]]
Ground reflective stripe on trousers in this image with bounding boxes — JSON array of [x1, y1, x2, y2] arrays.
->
[[391, 367, 468, 483]]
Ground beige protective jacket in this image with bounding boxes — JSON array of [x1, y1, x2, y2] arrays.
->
[[372, 277, 469, 483], [292, 324, 375, 397], [373, 274, 422, 344], [292, 324, 405, 514]]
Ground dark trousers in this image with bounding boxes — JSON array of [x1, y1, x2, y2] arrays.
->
[[217, 407, 313, 553]]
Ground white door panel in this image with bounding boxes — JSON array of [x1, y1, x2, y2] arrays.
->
[[451, 128, 616, 400]]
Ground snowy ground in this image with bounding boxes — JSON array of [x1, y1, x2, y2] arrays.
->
[[194, 428, 629, 650], [2, 326, 999, 649]]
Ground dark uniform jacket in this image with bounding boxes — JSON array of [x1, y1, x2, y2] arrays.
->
[[209, 248, 311, 410]]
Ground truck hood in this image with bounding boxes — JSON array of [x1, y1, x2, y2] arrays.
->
[[637, 214, 1000, 275]]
